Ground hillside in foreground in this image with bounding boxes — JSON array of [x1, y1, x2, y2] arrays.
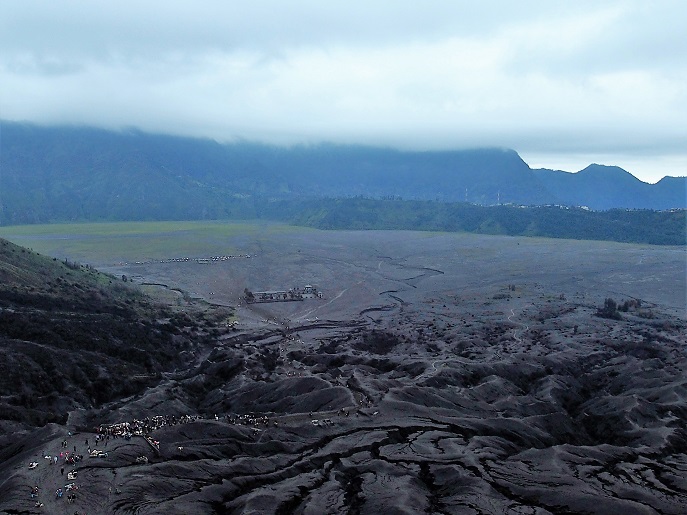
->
[[0, 238, 230, 439]]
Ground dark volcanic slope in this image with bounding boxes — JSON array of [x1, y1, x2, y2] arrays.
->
[[0, 238, 216, 438], [0, 230, 685, 514], [4, 293, 685, 514]]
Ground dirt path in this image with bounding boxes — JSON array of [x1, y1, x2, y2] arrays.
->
[[507, 307, 530, 344], [294, 281, 364, 321]]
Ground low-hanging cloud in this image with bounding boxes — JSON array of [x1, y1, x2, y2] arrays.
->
[[1, 0, 685, 181]]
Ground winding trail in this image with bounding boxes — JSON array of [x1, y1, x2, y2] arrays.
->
[[507, 307, 529, 344]]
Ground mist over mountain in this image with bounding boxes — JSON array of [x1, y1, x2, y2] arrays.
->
[[0, 121, 684, 227]]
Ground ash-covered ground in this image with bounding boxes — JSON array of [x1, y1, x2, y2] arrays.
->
[[1, 230, 686, 514]]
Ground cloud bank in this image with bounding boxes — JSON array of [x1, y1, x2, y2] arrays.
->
[[1, 1, 686, 182]]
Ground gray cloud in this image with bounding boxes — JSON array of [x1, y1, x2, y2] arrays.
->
[[1, 0, 685, 182]]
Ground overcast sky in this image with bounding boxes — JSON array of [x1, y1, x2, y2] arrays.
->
[[1, 1, 685, 182]]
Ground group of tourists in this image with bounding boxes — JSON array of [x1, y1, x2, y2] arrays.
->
[[98, 406, 355, 444], [97, 413, 204, 439], [25, 430, 85, 511], [225, 413, 272, 427]]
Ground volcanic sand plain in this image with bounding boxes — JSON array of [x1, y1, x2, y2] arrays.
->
[[0, 222, 686, 514]]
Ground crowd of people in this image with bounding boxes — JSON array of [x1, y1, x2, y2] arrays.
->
[[97, 413, 203, 439], [128, 254, 251, 266], [25, 405, 356, 511], [27, 436, 84, 511]]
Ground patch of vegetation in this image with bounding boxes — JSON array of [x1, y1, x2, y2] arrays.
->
[[0, 220, 308, 263], [278, 199, 685, 246], [596, 298, 622, 320]]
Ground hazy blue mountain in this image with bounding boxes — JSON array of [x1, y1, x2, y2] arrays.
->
[[274, 144, 553, 205], [533, 165, 686, 210], [0, 121, 684, 225], [651, 176, 687, 210]]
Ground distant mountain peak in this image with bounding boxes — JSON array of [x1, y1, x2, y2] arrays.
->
[[579, 163, 631, 174], [575, 163, 647, 186]]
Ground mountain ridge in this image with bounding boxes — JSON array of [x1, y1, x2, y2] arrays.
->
[[0, 121, 684, 227]]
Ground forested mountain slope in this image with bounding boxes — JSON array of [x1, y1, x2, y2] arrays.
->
[[1, 121, 684, 227]]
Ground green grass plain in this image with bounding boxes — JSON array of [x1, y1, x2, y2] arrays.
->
[[0, 220, 314, 263]]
